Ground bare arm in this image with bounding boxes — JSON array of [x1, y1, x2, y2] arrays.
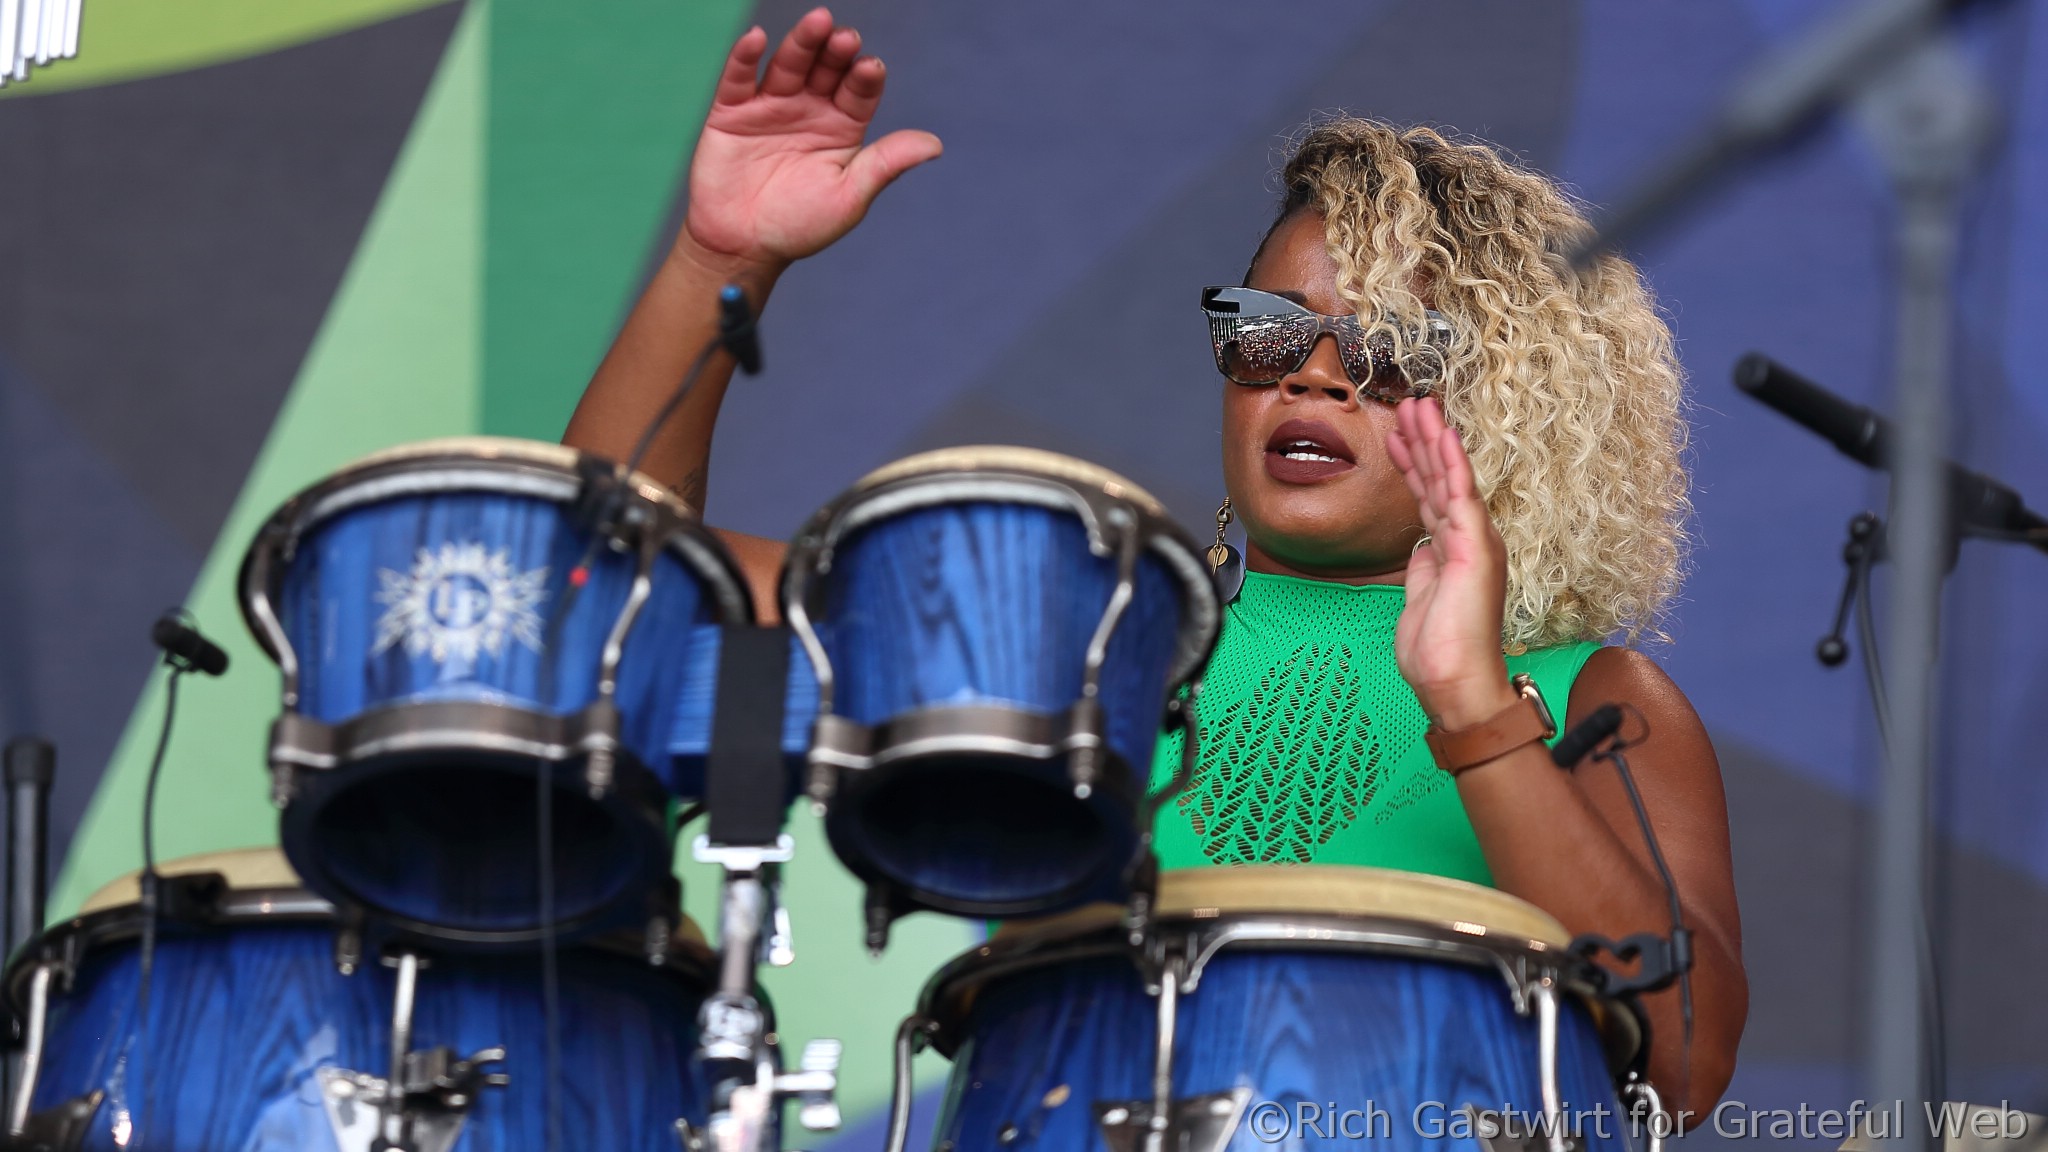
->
[[1454, 650, 1745, 1122], [563, 8, 941, 611], [1387, 397, 1745, 1119]]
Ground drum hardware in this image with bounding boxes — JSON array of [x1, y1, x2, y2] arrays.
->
[[1, 737, 51, 1118], [1526, 971, 1573, 1152], [7, 1087, 100, 1151], [1121, 687, 1202, 950], [881, 1015, 940, 1152], [1092, 951, 1252, 1152], [691, 836, 842, 1152], [1621, 1075, 1671, 1152], [316, 951, 511, 1152]]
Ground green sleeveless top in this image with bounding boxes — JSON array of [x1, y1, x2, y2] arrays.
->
[[1145, 572, 1601, 887]]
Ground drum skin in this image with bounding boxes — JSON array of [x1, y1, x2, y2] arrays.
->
[[24, 922, 710, 1152], [815, 503, 1190, 911], [935, 950, 1628, 1152], [280, 490, 725, 782]]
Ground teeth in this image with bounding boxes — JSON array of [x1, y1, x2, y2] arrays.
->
[[1277, 440, 1341, 463]]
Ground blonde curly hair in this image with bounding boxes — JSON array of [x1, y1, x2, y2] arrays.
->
[[1269, 118, 1690, 647]]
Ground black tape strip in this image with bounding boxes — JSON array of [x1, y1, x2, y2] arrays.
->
[[705, 624, 793, 847]]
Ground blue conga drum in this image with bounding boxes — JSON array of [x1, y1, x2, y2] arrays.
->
[[781, 447, 1220, 929], [3, 849, 728, 1152], [909, 867, 1653, 1152], [240, 438, 754, 947]]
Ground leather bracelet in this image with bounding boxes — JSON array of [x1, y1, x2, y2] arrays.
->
[[1423, 673, 1558, 776]]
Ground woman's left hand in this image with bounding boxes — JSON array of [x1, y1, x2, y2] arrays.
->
[[1385, 397, 1515, 728]]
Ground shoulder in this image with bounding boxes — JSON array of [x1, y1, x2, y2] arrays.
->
[[713, 528, 788, 624], [1569, 646, 1707, 738]]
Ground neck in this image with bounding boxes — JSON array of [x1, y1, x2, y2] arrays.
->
[[1244, 539, 1408, 586]]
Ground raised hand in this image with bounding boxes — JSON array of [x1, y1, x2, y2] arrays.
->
[[684, 8, 943, 268], [1385, 397, 1515, 729]]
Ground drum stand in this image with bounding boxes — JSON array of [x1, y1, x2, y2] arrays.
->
[[316, 950, 510, 1152], [682, 836, 842, 1152], [1093, 691, 1258, 1152], [684, 624, 841, 1152]]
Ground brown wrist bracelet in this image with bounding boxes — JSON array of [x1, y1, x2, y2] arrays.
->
[[1423, 673, 1558, 775]]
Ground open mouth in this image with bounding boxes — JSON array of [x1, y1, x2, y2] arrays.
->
[[1264, 419, 1356, 483]]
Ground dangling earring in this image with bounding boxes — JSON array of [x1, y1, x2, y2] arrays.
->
[[1209, 497, 1244, 604]]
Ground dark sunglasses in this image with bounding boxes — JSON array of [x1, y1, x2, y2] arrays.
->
[[1201, 286, 1452, 402]]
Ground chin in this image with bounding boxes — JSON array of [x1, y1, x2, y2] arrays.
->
[[1239, 494, 1417, 577]]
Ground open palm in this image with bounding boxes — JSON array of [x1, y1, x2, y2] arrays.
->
[[1386, 398, 1513, 724], [686, 8, 943, 266]]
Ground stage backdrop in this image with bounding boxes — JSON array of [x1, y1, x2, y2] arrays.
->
[[2, 0, 2045, 1145]]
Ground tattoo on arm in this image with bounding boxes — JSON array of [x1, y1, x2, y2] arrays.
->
[[679, 466, 706, 511]]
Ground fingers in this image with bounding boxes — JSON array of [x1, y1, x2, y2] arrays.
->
[[1395, 397, 1486, 544], [846, 128, 944, 202], [834, 55, 888, 122], [712, 26, 768, 106], [760, 7, 835, 97], [806, 26, 862, 95]]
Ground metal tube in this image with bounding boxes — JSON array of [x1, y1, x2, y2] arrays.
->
[[5, 738, 52, 962], [1531, 975, 1567, 1152], [8, 963, 49, 1135], [882, 1016, 930, 1152], [1857, 39, 1992, 1143], [389, 952, 419, 1085], [1144, 953, 1182, 1152]]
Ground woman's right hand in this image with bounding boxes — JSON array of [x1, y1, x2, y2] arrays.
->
[[682, 7, 943, 272]]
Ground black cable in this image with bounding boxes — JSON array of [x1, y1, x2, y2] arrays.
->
[[538, 753, 563, 1152], [1853, 550, 1892, 752], [134, 659, 188, 1149], [525, 328, 727, 1152], [1599, 722, 1693, 1050]]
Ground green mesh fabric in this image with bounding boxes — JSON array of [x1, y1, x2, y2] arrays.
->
[[1146, 572, 1601, 886]]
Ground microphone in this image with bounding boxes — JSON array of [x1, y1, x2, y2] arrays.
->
[[718, 284, 762, 377], [1551, 704, 1624, 769], [152, 614, 229, 677], [1734, 353, 2048, 551]]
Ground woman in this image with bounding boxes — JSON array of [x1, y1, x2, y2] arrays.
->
[[566, 9, 1745, 1115]]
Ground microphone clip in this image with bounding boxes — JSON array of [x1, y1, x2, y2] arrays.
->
[[151, 613, 229, 678], [1570, 926, 1694, 998]]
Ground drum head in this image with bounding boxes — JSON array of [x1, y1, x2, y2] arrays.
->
[[10, 847, 712, 1014], [921, 865, 1641, 1073]]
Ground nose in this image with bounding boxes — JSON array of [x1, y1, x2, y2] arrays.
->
[[1279, 331, 1358, 408]]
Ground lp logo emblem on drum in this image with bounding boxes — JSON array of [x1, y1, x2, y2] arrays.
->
[[373, 542, 549, 673]]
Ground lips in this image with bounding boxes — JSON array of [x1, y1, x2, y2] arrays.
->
[[1264, 418, 1356, 484]]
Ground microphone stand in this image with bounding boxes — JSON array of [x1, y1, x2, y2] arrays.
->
[[1856, 38, 1994, 1141], [0, 738, 51, 1115]]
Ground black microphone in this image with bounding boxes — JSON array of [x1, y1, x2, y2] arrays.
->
[[1734, 353, 2048, 551], [152, 614, 229, 677], [1551, 704, 1624, 769], [718, 283, 761, 376]]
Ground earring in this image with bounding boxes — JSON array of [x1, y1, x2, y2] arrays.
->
[[1209, 497, 1245, 604]]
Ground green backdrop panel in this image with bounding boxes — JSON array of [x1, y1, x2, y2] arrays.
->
[[2, 0, 452, 96], [480, 0, 749, 440], [50, 0, 485, 917]]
